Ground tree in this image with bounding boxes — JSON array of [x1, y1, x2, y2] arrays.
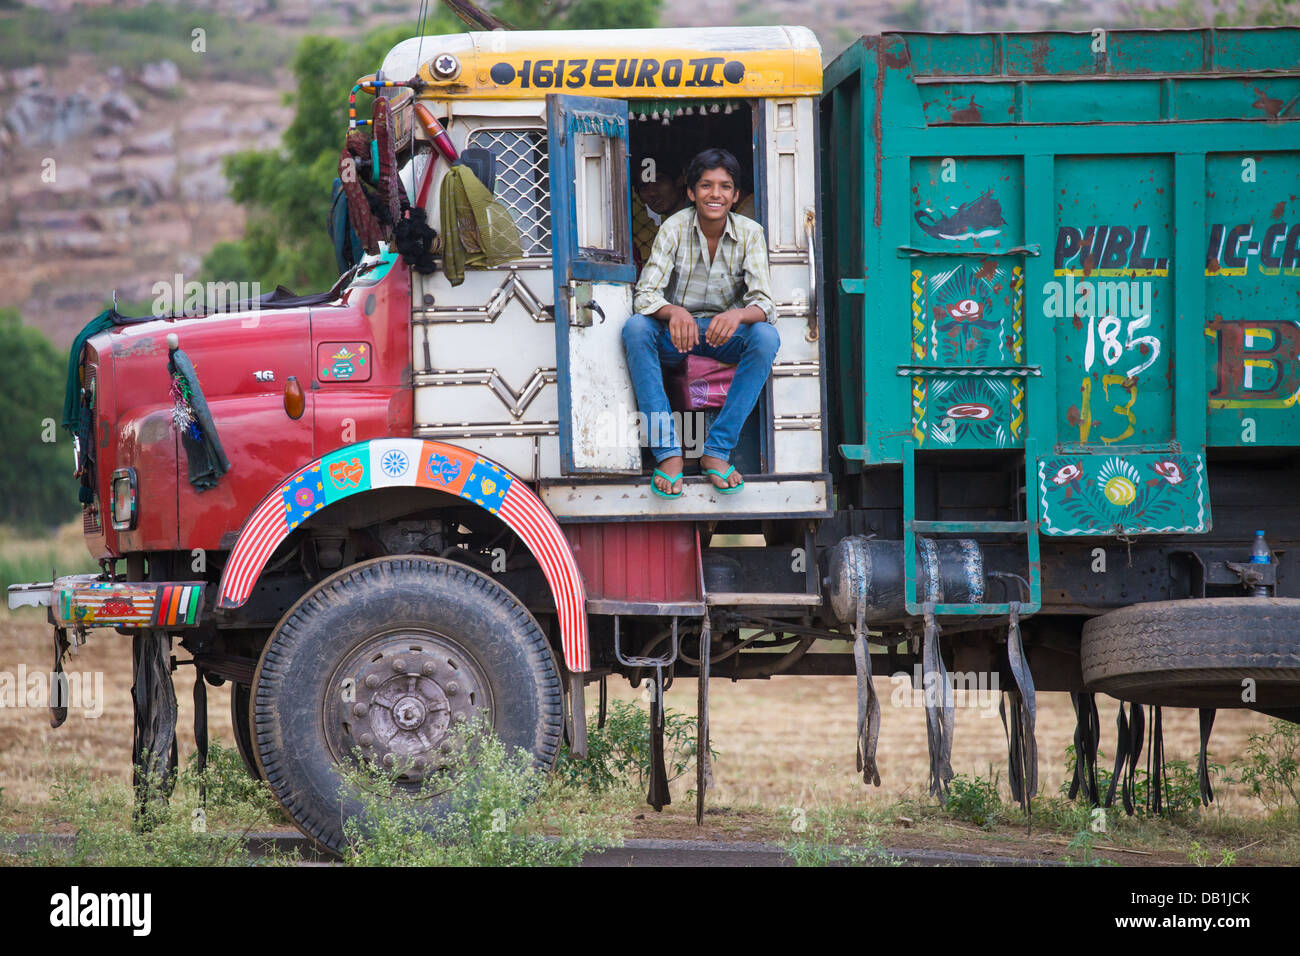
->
[[1134, 0, 1299, 26], [208, 16, 460, 293], [0, 309, 79, 529], [491, 0, 661, 30]]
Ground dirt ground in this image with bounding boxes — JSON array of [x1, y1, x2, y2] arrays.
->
[[0, 612, 1279, 826]]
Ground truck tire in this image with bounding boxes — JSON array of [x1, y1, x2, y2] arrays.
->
[[251, 555, 563, 855], [230, 682, 262, 781], [1081, 597, 1300, 708]]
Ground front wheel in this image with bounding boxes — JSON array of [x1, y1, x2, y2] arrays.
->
[[252, 556, 563, 854]]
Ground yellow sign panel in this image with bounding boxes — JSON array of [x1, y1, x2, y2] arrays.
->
[[418, 47, 822, 99]]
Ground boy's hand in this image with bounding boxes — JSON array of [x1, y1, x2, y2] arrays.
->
[[705, 310, 742, 347], [667, 306, 698, 352]]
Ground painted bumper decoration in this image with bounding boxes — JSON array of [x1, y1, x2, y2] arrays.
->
[[53, 579, 204, 629], [218, 439, 590, 672], [1037, 453, 1210, 536]]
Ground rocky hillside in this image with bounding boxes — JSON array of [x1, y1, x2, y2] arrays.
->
[[0, 55, 293, 345], [0, 0, 405, 347]]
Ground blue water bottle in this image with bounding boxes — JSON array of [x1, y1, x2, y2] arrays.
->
[[1250, 530, 1272, 597]]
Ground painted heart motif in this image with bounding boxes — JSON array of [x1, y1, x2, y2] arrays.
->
[[329, 457, 364, 488]]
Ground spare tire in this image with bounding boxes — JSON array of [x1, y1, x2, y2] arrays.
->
[[1081, 597, 1300, 709]]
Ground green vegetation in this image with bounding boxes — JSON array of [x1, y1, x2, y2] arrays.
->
[[1061, 814, 1118, 867], [945, 771, 1004, 829], [778, 771, 900, 866], [1139, 0, 1300, 26], [0, 2, 291, 80], [209, 16, 459, 294], [1187, 840, 1236, 867], [10, 745, 290, 866], [883, 0, 929, 30], [783, 805, 897, 866], [556, 698, 715, 793], [0, 310, 80, 533], [0, 548, 95, 604], [490, 0, 661, 30], [340, 717, 627, 866], [1059, 743, 1220, 818], [1231, 719, 1300, 819], [188, 742, 287, 822]]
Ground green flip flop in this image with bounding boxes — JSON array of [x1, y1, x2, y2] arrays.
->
[[651, 468, 684, 499], [703, 464, 745, 495]]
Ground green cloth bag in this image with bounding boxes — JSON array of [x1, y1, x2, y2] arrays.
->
[[439, 165, 523, 286]]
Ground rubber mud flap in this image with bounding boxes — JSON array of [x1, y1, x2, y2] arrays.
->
[[230, 681, 261, 781], [252, 556, 563, 855], [1080, 597, 1300, 709]]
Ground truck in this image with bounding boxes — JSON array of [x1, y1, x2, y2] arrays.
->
[[9, 21, 1300, 854]]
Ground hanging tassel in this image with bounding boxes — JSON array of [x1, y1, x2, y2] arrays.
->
[[1118, 702, 1145, 815], [169, 373, 201, 443], [372, 97, 404, 232], [646, 664, 671, 811], [1000, 691, 1025, 803], [1198, 708, 1216, 807], [193, 668, 209, 805], [853, 602, 881, 786], [1003, 603, 1037, 806], [1104, 702, 1129, 810], [1148, 705, 1166, 815], [696, 617, 713, 824], [597, 675, 607, 730], [341, 131, 383, 255], [1067, 692, 1101, 806], [922, 608, 954, 800]]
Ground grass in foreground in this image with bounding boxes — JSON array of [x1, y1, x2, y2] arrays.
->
[[4, 700, 1295, 866], [5, 743, 294, 867], [341, 717, 632, 866]]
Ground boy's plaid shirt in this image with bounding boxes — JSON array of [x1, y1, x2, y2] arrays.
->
[[632, 208, 775, 323]]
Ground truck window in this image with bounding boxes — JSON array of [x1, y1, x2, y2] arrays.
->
[[465, 128, 551, 257]]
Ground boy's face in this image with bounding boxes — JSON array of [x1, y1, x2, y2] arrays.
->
[[687, 167, 736, 224]]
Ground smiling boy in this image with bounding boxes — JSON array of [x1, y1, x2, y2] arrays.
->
[[623, 148, 779, 498]]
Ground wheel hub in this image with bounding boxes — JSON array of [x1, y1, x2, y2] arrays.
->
[[392, 694, 429, 730], [326, 632, 491, 782]]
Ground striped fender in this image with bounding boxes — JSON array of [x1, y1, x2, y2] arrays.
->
[[216, 439, 589, 672]]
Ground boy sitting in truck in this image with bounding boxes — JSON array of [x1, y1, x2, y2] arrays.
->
[[622, 147, 780, 499]]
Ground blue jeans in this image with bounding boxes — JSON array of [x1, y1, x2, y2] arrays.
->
[[621, 312, 780, 464]]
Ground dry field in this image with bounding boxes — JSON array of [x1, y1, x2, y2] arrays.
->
[[0, 610, 1281, 825]]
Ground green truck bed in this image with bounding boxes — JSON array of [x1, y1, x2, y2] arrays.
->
[[822, 27, 1300, 539]]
